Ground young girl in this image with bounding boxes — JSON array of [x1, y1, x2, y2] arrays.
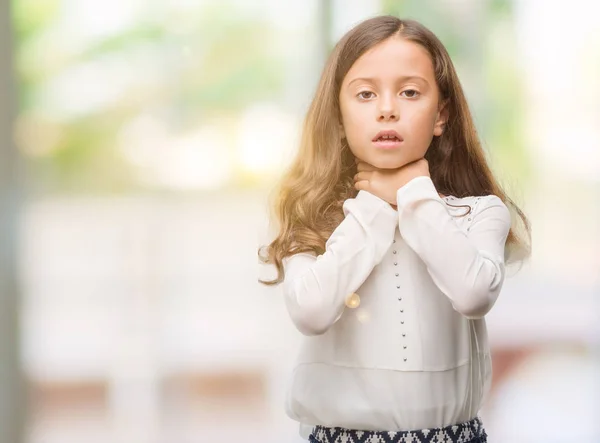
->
[[259, 16, 531, 443]]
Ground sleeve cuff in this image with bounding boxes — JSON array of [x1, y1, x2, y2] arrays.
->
[[348, 190, 398, 222], [396, 176, 441, 211]]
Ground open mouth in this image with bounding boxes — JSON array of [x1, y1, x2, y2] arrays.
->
[[373, 131, 403, 149], [374, 134, 402, 142]]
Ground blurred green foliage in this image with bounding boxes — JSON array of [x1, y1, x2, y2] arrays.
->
[[13, 0, 284, 193]]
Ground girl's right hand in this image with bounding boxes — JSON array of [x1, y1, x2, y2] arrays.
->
[[354, 158, 430, 205]]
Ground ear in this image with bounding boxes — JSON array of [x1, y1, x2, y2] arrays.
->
[[339, 122, 346, 140], [433, 100, 449, 137]]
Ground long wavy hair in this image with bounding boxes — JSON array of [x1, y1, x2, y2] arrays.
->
[[258, 16, 531, 286]]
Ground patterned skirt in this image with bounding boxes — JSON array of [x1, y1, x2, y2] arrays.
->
[[308, 416, 487, 443]]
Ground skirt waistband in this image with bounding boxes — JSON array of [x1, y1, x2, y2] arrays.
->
[[309, 416, 487, 443]]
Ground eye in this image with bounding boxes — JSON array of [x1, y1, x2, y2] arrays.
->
[[401, 89, 420, 98], [357, 91, 376, 100]]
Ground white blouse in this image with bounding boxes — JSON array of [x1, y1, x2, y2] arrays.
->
[[281, 176, 511, 436]]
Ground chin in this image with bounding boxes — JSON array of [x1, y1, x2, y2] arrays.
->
[[369, 156, 406, 170]]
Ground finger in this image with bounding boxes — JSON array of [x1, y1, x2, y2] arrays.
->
[[353, 171, 370, 182], [354, 180, 368, 192], [356, 162, 375, 172]]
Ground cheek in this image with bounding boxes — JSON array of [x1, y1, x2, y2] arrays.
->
[[404, 106, 438, 135], [341, 101, 360, 120], [340, 103, 368, 140]]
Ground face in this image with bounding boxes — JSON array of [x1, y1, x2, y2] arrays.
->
[[339, 37, 448, 169]]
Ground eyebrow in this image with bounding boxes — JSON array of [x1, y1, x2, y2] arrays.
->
[[347, 75, 429, 87]]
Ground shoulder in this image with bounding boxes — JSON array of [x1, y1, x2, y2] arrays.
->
[[443, 194, 511, 229], [443, 194, 507, 211]]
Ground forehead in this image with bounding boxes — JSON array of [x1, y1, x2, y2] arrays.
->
[[344, 37, 435, 84]]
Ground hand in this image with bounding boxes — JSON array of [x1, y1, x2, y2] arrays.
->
[[353, 158, 430, 208]]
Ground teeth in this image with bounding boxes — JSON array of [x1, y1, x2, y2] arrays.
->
[[379, 135, 398, 141]]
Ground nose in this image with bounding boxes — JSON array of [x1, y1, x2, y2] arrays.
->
[[377, 94, 399, 122]]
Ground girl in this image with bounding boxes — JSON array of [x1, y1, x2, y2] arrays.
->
[[259, 16, 531, 443]]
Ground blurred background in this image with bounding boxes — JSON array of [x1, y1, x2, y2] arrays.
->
[[1, 0, 599, 442]]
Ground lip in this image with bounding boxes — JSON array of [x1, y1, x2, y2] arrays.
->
[[372, 129, 403, 150]]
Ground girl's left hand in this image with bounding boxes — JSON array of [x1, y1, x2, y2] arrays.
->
[[353, 158, 430, 207]]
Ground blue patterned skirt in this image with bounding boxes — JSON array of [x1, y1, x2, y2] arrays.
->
[[308, 416, 487, 443]]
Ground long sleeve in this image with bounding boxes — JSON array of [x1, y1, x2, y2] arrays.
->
[[396, 176, 511, 319], [282, 191, 397, 336]]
